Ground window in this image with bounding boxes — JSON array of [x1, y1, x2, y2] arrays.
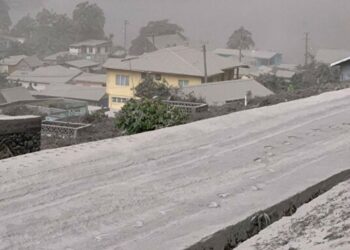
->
[[178, 79, 189, 87], [116, 75, 129, 86], [112, 97, 129, 103]]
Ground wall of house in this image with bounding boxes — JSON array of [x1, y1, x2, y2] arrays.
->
[[0, 115, 41, 160], [0, 65, 8, 73], [106, 69, 202, 110], [340, 63, 350, 81]]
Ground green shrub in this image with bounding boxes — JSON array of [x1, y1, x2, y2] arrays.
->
[[115, 98, 188, 135]]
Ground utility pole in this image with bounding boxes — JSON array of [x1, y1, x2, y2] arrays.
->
[[124, 20, 129, 51], [304, 32, 309, 66], [202, 44, 208, 83]]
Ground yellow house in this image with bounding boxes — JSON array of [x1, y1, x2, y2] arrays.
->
[[103, 46, 245, 110]]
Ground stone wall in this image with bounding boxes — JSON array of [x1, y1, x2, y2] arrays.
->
[[0, 115, 41, 160]]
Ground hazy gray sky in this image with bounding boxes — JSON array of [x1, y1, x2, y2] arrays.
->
[[8, 0, 350, 63]]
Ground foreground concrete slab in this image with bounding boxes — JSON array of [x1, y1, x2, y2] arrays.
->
[[236, 179, 350, 250], [1, 89, 350, 250]]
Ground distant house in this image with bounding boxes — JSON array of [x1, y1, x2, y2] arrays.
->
[[0, 55, 26, 74], [32, 84, 107, 107], [315, 49, 350, 65], [145, 33, 189, 50], [72, 72, 106, 87], [330, 56, 350, 81], [63, 59, 100, 73], [8, 65, 82, 91], [0, 55, 43, 74], [0, 87, 35, 104], [69, 40, 112, 57], [214, 48, 282, 67], [43, 51, 77, 65], [103, 46, 248, 110], [180, 79, 274, 106]]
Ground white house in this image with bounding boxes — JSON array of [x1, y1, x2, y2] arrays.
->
[[69, 40, 112, 56]]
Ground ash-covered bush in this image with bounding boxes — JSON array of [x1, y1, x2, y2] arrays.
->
[[115, 98, 188, 135]]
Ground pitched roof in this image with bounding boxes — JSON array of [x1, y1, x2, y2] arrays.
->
[[330, 56, 350, 67], [73, 73, 106, 84], [8, 65, 82, 85], [0, 55, 26, 66], [104, 46, 245, 77], [44, 51, 70, 61], [64, 59, 100, 69], [315, 49, 350, 64], [214, 48, 280, 60], [0, 87, 34, 104], [23, 55, 43, 68], [146, 33, 188, 49], [70, 40, 110, 47], [32, 84, 106, 102], [181, 79, 274, 105]]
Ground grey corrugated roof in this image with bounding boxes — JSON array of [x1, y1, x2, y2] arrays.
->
[[315, 49, 350, 64], [65, 59, 100, 69], [0, 55, 26, 66], [181, 79, 274, 106], [8, 65, 82, 85], [0, 87, 34, 103], [73, 73, 106, 84], [104, 46, 244, 77], [146, 33, 188, 49], [32, 84, 106, 102], [70, 40, 110, 47], [214, 48, 280, 60], [330, 56, 350, 67]]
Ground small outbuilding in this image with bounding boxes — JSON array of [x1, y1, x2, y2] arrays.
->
[[331, 56, 350, 81]]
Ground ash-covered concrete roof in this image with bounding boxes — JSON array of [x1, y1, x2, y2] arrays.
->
[[104, 46, 245, 77], [0, 88, 350, 250], [0, 86, 34, 104], [181, 78, 273, 105], [236, 179, 350, 250], [70, 39, 110, 47], [0, 55, 26, 66], [8, 65, 82, 85]]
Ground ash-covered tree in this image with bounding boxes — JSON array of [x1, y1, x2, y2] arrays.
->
[[13, 9, 76, 56], [135, 75, 172, 99], [292, 62, 340, 89], [0, 0, 12, 32], [227, 26, 255, 50], [115, 98, 187, 135], [129, 19, 185, 55], [11, 15, 37, 39], [73, 1, 106, 41]]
